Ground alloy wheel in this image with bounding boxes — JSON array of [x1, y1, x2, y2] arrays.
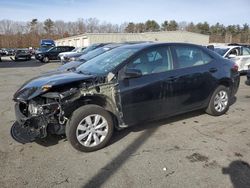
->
[[76, 114, 108, 147], [214, 90, 228, 112]]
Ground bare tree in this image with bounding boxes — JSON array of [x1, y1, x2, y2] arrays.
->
[[54, 20, 66, 36], [85, 18, 99, 33], [0, 19, 14, 34], [76, 18, 86, 34]]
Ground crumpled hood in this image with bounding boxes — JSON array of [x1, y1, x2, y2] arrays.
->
[[13, 71, 96, 101]]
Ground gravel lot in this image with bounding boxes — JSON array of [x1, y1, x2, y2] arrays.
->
[[0, 57, 250, 188]]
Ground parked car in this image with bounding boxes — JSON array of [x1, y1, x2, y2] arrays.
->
[[11, 43, 240, 152], [0, 48, 9, 56], [14, 49, 32, 61], [56, 43, 123, 72], [58, 47, 86, 63], [0, 48, 17, 56], [36, 46, 75, 63], [246, 70, 250, 86], [60, 43, 110, 64], [214, 45, 250, 74]]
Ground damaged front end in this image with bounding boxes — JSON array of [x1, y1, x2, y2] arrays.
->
[[12, 96, 61, 143], [11, 90, 75, 143]]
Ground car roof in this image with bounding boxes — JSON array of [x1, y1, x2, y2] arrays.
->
[[118, 42, 205, 50]]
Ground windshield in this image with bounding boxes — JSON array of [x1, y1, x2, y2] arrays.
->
[[81, 44, 101, 54], [76, 47, 139, 75], [17, 50, 28, 53], [214, 48, 229, 56], [79, 47, 112, 61]]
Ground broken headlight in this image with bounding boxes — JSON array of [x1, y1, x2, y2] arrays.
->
[[28, 100, 43, 116]]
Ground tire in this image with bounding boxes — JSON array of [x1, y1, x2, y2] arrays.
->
[[66, 105, 114, 152], [43, 56, 49, 63], [206, 85, 230, 116]]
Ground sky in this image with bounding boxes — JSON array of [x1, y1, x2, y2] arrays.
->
[[0, 0, 249, 26]]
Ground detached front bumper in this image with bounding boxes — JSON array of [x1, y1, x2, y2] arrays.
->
[[11, 102, 47, 144]]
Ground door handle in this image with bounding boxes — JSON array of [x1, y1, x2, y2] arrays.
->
[[209, 68, 217, 73], [168, 76, 177, 82]]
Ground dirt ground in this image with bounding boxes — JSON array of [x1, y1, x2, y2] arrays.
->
[[0, 57, 250, 188]]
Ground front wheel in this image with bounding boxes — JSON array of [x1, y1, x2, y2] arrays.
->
[[66, 105, 114, 152], [206, 85, 230, 116], [43, 56, 49, 63]]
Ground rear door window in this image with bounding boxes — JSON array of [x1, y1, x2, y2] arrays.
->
[[174, 46, 213, 69]]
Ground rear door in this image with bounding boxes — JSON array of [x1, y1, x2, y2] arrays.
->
[[170, 44, 218, 111]]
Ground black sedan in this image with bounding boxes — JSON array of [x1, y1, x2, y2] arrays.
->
[[14, 49, 32, 61], [12, 43, 240, 152], [36, 46, 75, 63]]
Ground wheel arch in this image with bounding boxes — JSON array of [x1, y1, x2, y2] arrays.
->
[[64, 94, 119, 127], [218, 78, 232, 88]]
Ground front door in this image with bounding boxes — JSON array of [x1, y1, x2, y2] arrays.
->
[[118, 46, 176, 125]]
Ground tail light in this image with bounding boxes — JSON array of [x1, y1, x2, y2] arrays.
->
[[231, 63, 238, 72]]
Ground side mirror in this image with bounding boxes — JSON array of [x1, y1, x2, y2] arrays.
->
[[228, 54, 237, 58], [124, 68, 142, 79]]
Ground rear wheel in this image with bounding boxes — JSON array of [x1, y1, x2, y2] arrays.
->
[[206, 85, 230, 116], [66, 105, 114, 152]]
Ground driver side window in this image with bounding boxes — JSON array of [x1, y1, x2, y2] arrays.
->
[[127, 47, 173, 75], [50, 47, 58, 52]]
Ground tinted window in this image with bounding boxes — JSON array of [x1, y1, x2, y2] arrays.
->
[[127, 47, 173, 75], [49, 47, 58, 52], [175, 46, 213, 68], [61, 47, 69, 52]]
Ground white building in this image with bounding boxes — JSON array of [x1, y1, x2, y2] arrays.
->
[[55, 31, 209, 47]]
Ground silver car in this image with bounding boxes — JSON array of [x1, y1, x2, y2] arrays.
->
[[214, 45, 250, 74]]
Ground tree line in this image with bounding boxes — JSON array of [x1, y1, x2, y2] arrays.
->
[[0, 18, 249, 48]]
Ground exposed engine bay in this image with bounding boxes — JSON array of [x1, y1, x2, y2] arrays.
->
[[11, 76, 123, 144]]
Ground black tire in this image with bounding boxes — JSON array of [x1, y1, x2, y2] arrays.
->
[[66, 105, 114, 152], [206, 85, 230, 116], [43, 56, 49, 63]]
